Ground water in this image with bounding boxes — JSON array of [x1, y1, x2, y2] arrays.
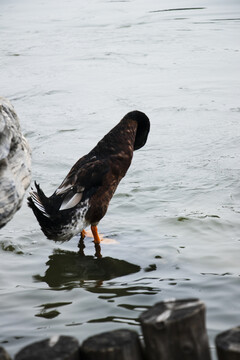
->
[[1, 0, 240, 358]]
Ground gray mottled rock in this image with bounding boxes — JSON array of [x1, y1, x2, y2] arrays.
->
[[0, 97, 31, 228]]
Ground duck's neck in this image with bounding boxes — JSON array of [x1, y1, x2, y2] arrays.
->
[[92, 118, 137, 157]]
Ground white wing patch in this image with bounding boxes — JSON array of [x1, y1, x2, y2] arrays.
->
[[29, 191, 50, 218], [59, 192, 83, 211], [56, 183, 84, 196], [55, 183, 73, 195]]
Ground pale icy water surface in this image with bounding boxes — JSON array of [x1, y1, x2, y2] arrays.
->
[[1, 0, 240, 358]]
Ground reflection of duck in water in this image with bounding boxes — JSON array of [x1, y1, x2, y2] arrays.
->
[[34, 249, 141, 289], [28, 111, 150, 248]]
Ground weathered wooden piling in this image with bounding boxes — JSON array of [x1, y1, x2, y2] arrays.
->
[[0, 299, 237, 360], [14, 335, 79, 360], [0, 346, 11, 360], [81, 329, 143, 360], [139, 298, 211, 360], [215, 326, 240, 360]]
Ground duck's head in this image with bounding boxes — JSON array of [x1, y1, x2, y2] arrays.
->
[[124, 110, 150, 150]]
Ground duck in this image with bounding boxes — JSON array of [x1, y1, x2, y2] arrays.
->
[[28, 110, 150, 246]]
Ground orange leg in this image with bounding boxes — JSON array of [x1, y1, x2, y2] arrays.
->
[[78, 230, 86, 255], [91, 225, 101, 244], [81, 229, 86, 239]]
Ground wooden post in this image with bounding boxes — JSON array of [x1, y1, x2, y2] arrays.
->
[[14, 336, 80, 360], [215, 326, 240, 360], [0, 347, 11, 360], [139, 298, 211, 360], [80, 329, 144, 360]]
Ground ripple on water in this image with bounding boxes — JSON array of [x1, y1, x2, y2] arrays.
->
[[0, 0, 240, 358], [0, 240, 24, 255]]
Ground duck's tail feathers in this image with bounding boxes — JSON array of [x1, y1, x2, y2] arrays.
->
[[28, 182, 62, 240], [28, 181, 51, 218]]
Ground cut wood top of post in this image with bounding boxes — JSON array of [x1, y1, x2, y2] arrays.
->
[[216, 326, 240, 353], [81, 329, 140, 351], [139, 298, 205, 326], [15, 335, 79, 360]]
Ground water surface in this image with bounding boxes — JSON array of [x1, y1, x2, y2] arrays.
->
[[0, 0, 240, 358]]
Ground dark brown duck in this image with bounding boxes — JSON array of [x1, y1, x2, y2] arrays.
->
[[28, 110, 150, 244]]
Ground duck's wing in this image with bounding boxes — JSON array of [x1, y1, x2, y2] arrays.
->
[[52, 156, 110, 212], [29, 156, 110, 219]]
